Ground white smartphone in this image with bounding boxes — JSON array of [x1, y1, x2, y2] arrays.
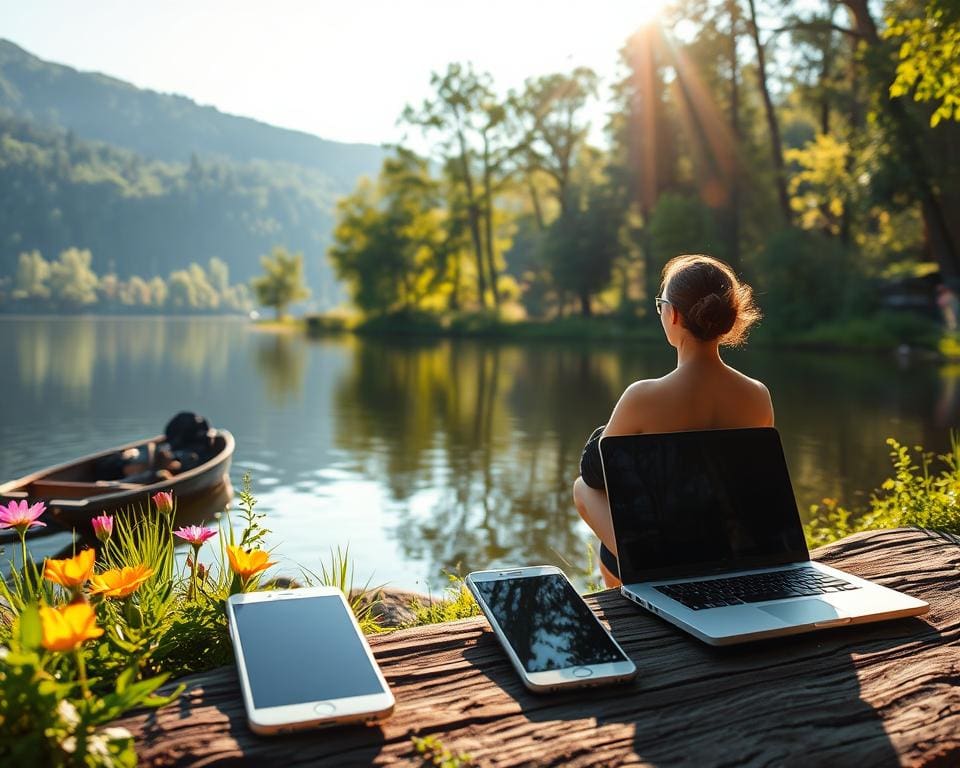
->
[[466, 565, 637, 693], [226, 586, 394, 734]]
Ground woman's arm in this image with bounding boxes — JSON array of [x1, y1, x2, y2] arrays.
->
[[602, 381, 652, 437]]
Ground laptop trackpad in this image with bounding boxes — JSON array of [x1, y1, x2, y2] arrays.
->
[[759, 599, 845, 625]]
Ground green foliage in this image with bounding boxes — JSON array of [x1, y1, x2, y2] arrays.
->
[[543, 180, 622, 316], [49, 248, 99, 308], [0, 112, 358, 299], [329, 151, 457, 314], [0, 599, 177, 767], [750, 228, 866, 332], [13, 250, 50, 300], [403, 574, 481, 628], [648, 194, 725, 269], [803, 434, 960, 548], [784, 310, 940, 350], [411, 734, 477, 768], [251, 246, 311, 319], [885, 1, 960, 127]]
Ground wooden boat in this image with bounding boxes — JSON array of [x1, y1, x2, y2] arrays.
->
[[0, 431, 234, 529]]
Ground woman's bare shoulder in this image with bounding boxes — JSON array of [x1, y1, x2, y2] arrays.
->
[[604, 378, 664, 435], [737, 372, 775, 425]]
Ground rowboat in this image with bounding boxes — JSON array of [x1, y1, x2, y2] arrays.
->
[[0, 431, 234, 529]]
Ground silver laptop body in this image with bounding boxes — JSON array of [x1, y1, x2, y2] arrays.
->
[[599, 428, 928, 646]]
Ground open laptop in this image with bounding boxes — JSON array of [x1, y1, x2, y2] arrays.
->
[[599, 428, 928, 645]]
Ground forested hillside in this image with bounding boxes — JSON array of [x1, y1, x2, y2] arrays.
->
[[0, 39, 384, 307]]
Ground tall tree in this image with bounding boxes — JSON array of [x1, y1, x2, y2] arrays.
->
[[251, 246, 311, 319], [403, 64, 495, 307], [839, 0, 960, 286], [746, 0, 791, 222]]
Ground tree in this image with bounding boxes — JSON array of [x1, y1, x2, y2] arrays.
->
[[251, 246, 311, 319], [544, 180, 621, 317], [885, 0, 960, 127], [512, 68, 599, 217], [148, 276, 168, 309], [329, 151, 453, 314], [208, 257, 230, 296], [13, 250, 50, 300], [403, 64, 502, 308], [49, 248, 98, 308], [168, 270, 198, 310], [746, 0, 791, 222]]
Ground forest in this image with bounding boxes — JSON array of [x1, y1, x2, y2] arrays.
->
[[328, 0, 959, 341]]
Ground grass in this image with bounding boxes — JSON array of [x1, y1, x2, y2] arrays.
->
[[402, 574, 481, 629]]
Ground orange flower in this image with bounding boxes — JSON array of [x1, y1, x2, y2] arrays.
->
[[227, 545, 275, 580], [88, 564, 155, 599], [44, 549, 96, 590], [39, 602, 103, 652]]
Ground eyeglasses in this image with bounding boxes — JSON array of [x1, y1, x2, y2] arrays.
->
[[654, 297, 671, 316]]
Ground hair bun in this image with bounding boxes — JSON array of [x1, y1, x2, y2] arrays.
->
[[686, 291, 736, 340]]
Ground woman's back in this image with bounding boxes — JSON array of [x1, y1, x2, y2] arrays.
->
[[606, 359, 773, 436], [575, 253, 773, 587]]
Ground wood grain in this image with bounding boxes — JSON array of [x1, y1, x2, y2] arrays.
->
[[113, 528, 960, 767]]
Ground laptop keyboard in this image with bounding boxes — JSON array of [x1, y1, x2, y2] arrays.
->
[[653, 567, 860, 611]]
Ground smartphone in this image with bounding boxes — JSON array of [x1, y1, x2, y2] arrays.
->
[[226, 586, 394, 734], [466, 565, 637, 693]]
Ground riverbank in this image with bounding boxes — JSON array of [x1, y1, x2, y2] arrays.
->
[[283, 309, 954, 357]]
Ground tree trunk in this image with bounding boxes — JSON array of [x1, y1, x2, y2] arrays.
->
[[727, 0, 742, 270], [482, 138, 500, 309], [526, 171, 545, 232], [579, 290, 592, 317], [840, 0, 960, 287], [454, 123, 488, 307], [746, 0, 791, 224]]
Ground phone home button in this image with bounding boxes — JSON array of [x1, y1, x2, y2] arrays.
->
[[314, 702, 337, 715], [572, 667, 593, 678]]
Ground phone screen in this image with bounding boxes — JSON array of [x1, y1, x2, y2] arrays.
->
[[232, 595, 385, 709], [472, 574, 626, 673]]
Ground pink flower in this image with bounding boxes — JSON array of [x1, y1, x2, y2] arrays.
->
[[174, 525, 217, 548], [91, 513, 114, 543], [152, 491, 174, 515], [0, 499, 47, 535]]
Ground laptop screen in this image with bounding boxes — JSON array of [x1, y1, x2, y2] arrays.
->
[[599, 428, 809, 583]]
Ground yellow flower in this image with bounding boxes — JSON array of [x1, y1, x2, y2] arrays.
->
[[227, 545, 275, 580], [44, 549, 96, 590], [88, 564, 154, 599], [39, 602, 103, 652]]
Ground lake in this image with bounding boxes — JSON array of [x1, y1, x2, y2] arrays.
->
[[1, 317, 956, 592]]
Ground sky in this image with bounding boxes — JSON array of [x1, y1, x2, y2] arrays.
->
[[1, 0, 676, 148]]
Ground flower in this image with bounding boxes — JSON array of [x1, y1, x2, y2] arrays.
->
[[91, 514, 114, 543], [39, 602, 103, 652], [152, 491, 174, 515], [0, 499, 47, 535], [174, 525, 217, 547], [43, 549, 96, 590], [227, 545, 276, 580], [88, 564, 155, 599]]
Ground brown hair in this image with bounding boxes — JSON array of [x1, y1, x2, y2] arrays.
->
[[660, 254, 760, 346]]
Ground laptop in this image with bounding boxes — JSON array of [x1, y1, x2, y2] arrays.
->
[[599, 428, 928, 645]]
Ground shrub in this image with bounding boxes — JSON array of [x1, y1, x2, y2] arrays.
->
[[804, 434, 960, 548]]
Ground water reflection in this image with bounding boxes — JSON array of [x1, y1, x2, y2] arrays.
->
[[0, 318, 954, 590], [251, 333, 307, 403]]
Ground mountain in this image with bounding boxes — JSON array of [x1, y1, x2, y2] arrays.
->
[[0, 39, 386, 304]]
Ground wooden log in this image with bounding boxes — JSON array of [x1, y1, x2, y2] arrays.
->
[[113, 528, 960, 767]]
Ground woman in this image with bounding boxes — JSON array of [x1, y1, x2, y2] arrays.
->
[[573, 254, 773, 587]]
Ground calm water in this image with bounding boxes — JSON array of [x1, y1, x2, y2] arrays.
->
[[1, 317, 956, 591]]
